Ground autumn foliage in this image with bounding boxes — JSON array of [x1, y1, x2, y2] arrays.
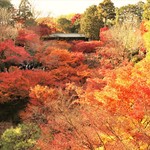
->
[[19, 59, 150, 149], [0, 39, 31, 71], [71, 41, 104, 53], [71, 13, 81, 25], [36, 17, 57, 34], [99, 26, 109, 42], [0, 16, 150, 150], [79, 58, 150, 149], [16, 29, 40, 46]]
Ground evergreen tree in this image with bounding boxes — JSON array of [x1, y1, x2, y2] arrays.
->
[[97, 0, 116, 26], [0, 0, 12, 8], [80, 5, 104, 40], [57, 17, 72, 33]]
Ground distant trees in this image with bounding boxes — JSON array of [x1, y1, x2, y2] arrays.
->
[[13, 0, 36, 27], [80, 5, 104, 40], [57, 17, 72, 33], [18, 0, 33, 21], [35, 17, 57, 36], [0, 0, 36, 27], [80, 0, 116, 40], [0, 0, 12, 8], [56, 14, 82, 33], [71, 13, 81, 33], [117, 1, 144, 25], [97, 0, 116, 26]]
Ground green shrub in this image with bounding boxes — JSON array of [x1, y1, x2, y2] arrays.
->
[[0, 123, 40, 150]]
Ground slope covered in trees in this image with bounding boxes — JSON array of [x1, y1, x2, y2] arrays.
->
[[0, 0, 149, 150]]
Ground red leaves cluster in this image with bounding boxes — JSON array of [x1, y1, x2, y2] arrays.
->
[[97, 46, 130, 69], [20, 85, 109, 150], [37, 23, 52, 36], [71, 41, 104, 53], [0, 69, 64, 103], [140, 21, 148, 35], [71, 13, 81, 25], [16, 29, 40, 47], [0, 39, 30, 66], [30, 23, 55, 37], [35, 46, 90, 86], [0, 70, 30, 103], [36, 17, 57, 35], [20, 85, 84, 149], [0, 52, 88, 104], [99, 26, 109, 42]]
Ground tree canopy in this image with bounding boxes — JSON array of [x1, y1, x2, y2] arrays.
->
[[97, 0, 116, 26], [80, 5, 104, 40], [117, 1, 144, 25], [0, 0, 12, 8], [14, 0, 35, 26]]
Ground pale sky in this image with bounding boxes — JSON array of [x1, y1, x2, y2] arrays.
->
[[11, 0, 146, 17]]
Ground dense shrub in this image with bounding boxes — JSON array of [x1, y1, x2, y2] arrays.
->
[[0, 40, 31, 71], [16, 29, 41, 56], [0, 123, 40, 150], [101, 23, 143, 50], [71, 41, 104, 53], [99, 26, 109, 42], [35, 47, 89, 86], [99, 23, 145, 63]]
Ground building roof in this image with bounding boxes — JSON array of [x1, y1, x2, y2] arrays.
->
[[48, 33, 86, 38], [42, 33, 88, 41]]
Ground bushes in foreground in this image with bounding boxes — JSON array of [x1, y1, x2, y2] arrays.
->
[[0, 123, 40, 150]]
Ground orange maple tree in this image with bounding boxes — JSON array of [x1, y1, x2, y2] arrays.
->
[[80, 58, 150, 149]]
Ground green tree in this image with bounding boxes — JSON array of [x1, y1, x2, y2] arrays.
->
[[97, 0, 116, 26], [80, 5, 104, 40], [0, 0, 12, 8], [143, 0, 150, 20], [0, 123, 40, 150], [57, 17, 72, 33], [136, 1, 145, 20], [117, 2, 144, 25]]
